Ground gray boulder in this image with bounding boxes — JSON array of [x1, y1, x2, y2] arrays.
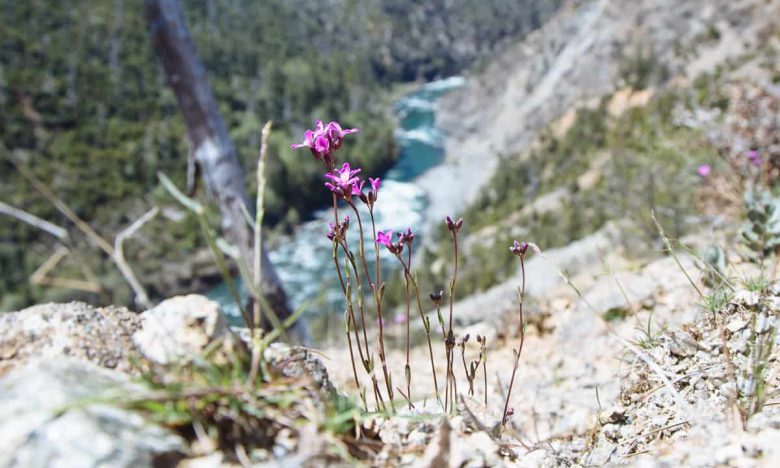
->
[[0, 357, 186, 468]]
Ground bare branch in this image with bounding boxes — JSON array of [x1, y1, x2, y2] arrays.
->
[[0, 200, 69, 241], [7, 155, 115, 256], [114, 207, 160, 309], [30, 245, 102, 293]]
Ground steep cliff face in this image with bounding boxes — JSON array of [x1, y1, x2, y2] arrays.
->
[[428, 0, 779, 215]]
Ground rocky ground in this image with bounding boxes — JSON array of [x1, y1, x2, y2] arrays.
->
[[2, 221, 780, 466], [0, 295, 339, 467], [2, 0, 778, 465], [321, 222, 780, 466]]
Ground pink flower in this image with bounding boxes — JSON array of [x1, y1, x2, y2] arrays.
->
[[325, 163, 362, 200], [393, 314, 406, 324], [291, 120, 359, 167], [357, 177, 381, 207], [697, 164, 711, 177], [376, 230, 394, 247], [351, 180, 365, 197], [326, 215, 349, 241], [326, 121, 359, 151], [376, 229, 403, 254], [747, 150, 761, 167]]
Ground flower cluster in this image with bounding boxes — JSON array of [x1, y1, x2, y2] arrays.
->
[[326, 215, 350, 243], [510, 239, 529, 257], [376, 230, 404, 255], [291, 120, 359, 168], [445, 215, 464, 235], [324, 163, 362, 200], [294, 120, 531, 423], [355, 177, 382, 208]]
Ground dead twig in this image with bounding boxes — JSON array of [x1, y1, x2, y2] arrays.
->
[[0, 200, 69, 240], [114, 207, 159, 309]]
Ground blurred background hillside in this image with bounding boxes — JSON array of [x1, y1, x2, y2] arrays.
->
[[1, 0, 778, 336], [0, 0, 560, 312]]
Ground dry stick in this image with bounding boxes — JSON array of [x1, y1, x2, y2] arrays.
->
[[1, 203, 103, 293], [247, 122, 271, 387], [9, 157, 114, 254], [0, 200, 69, 240], [9, 156, 154, 308], [253, 121, 272, 330], [30, 245, 102, 293], [114, 207, 159, 309]]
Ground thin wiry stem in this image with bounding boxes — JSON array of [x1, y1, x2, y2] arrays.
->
[[448, 232, 459, 331], [409, 270, 441, 405], [502, 254, 527, 429], [445, 230, 460, 413], [403, 253, 412, 409], [332, 242, 363, 404], [339, 239, 371, 363], [350, 203, 394, 413]]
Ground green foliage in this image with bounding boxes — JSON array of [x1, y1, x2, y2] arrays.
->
[[131, 336, 359, 462], [743, 275, 771, 294], [0, 0, 558, 311], [740, 190, 780, 260], [632, 310, 667, 350], [618, 47, 669, 90], [702, 287, 734, 319], [698, 245, 729, 288]]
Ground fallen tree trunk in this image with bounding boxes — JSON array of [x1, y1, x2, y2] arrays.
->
[[145, 0, 295, 333]]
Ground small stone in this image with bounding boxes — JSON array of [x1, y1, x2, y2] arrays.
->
[[747, 412, 780, 431], [726, 317, 749, 333], [604, 405, 627, 424], [603, 423, 621, 441], [133, 295, 227, 365], [734, 291, 761, 307]]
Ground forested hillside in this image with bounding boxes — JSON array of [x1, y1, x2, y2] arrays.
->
[[0, 0, 560, 311]]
